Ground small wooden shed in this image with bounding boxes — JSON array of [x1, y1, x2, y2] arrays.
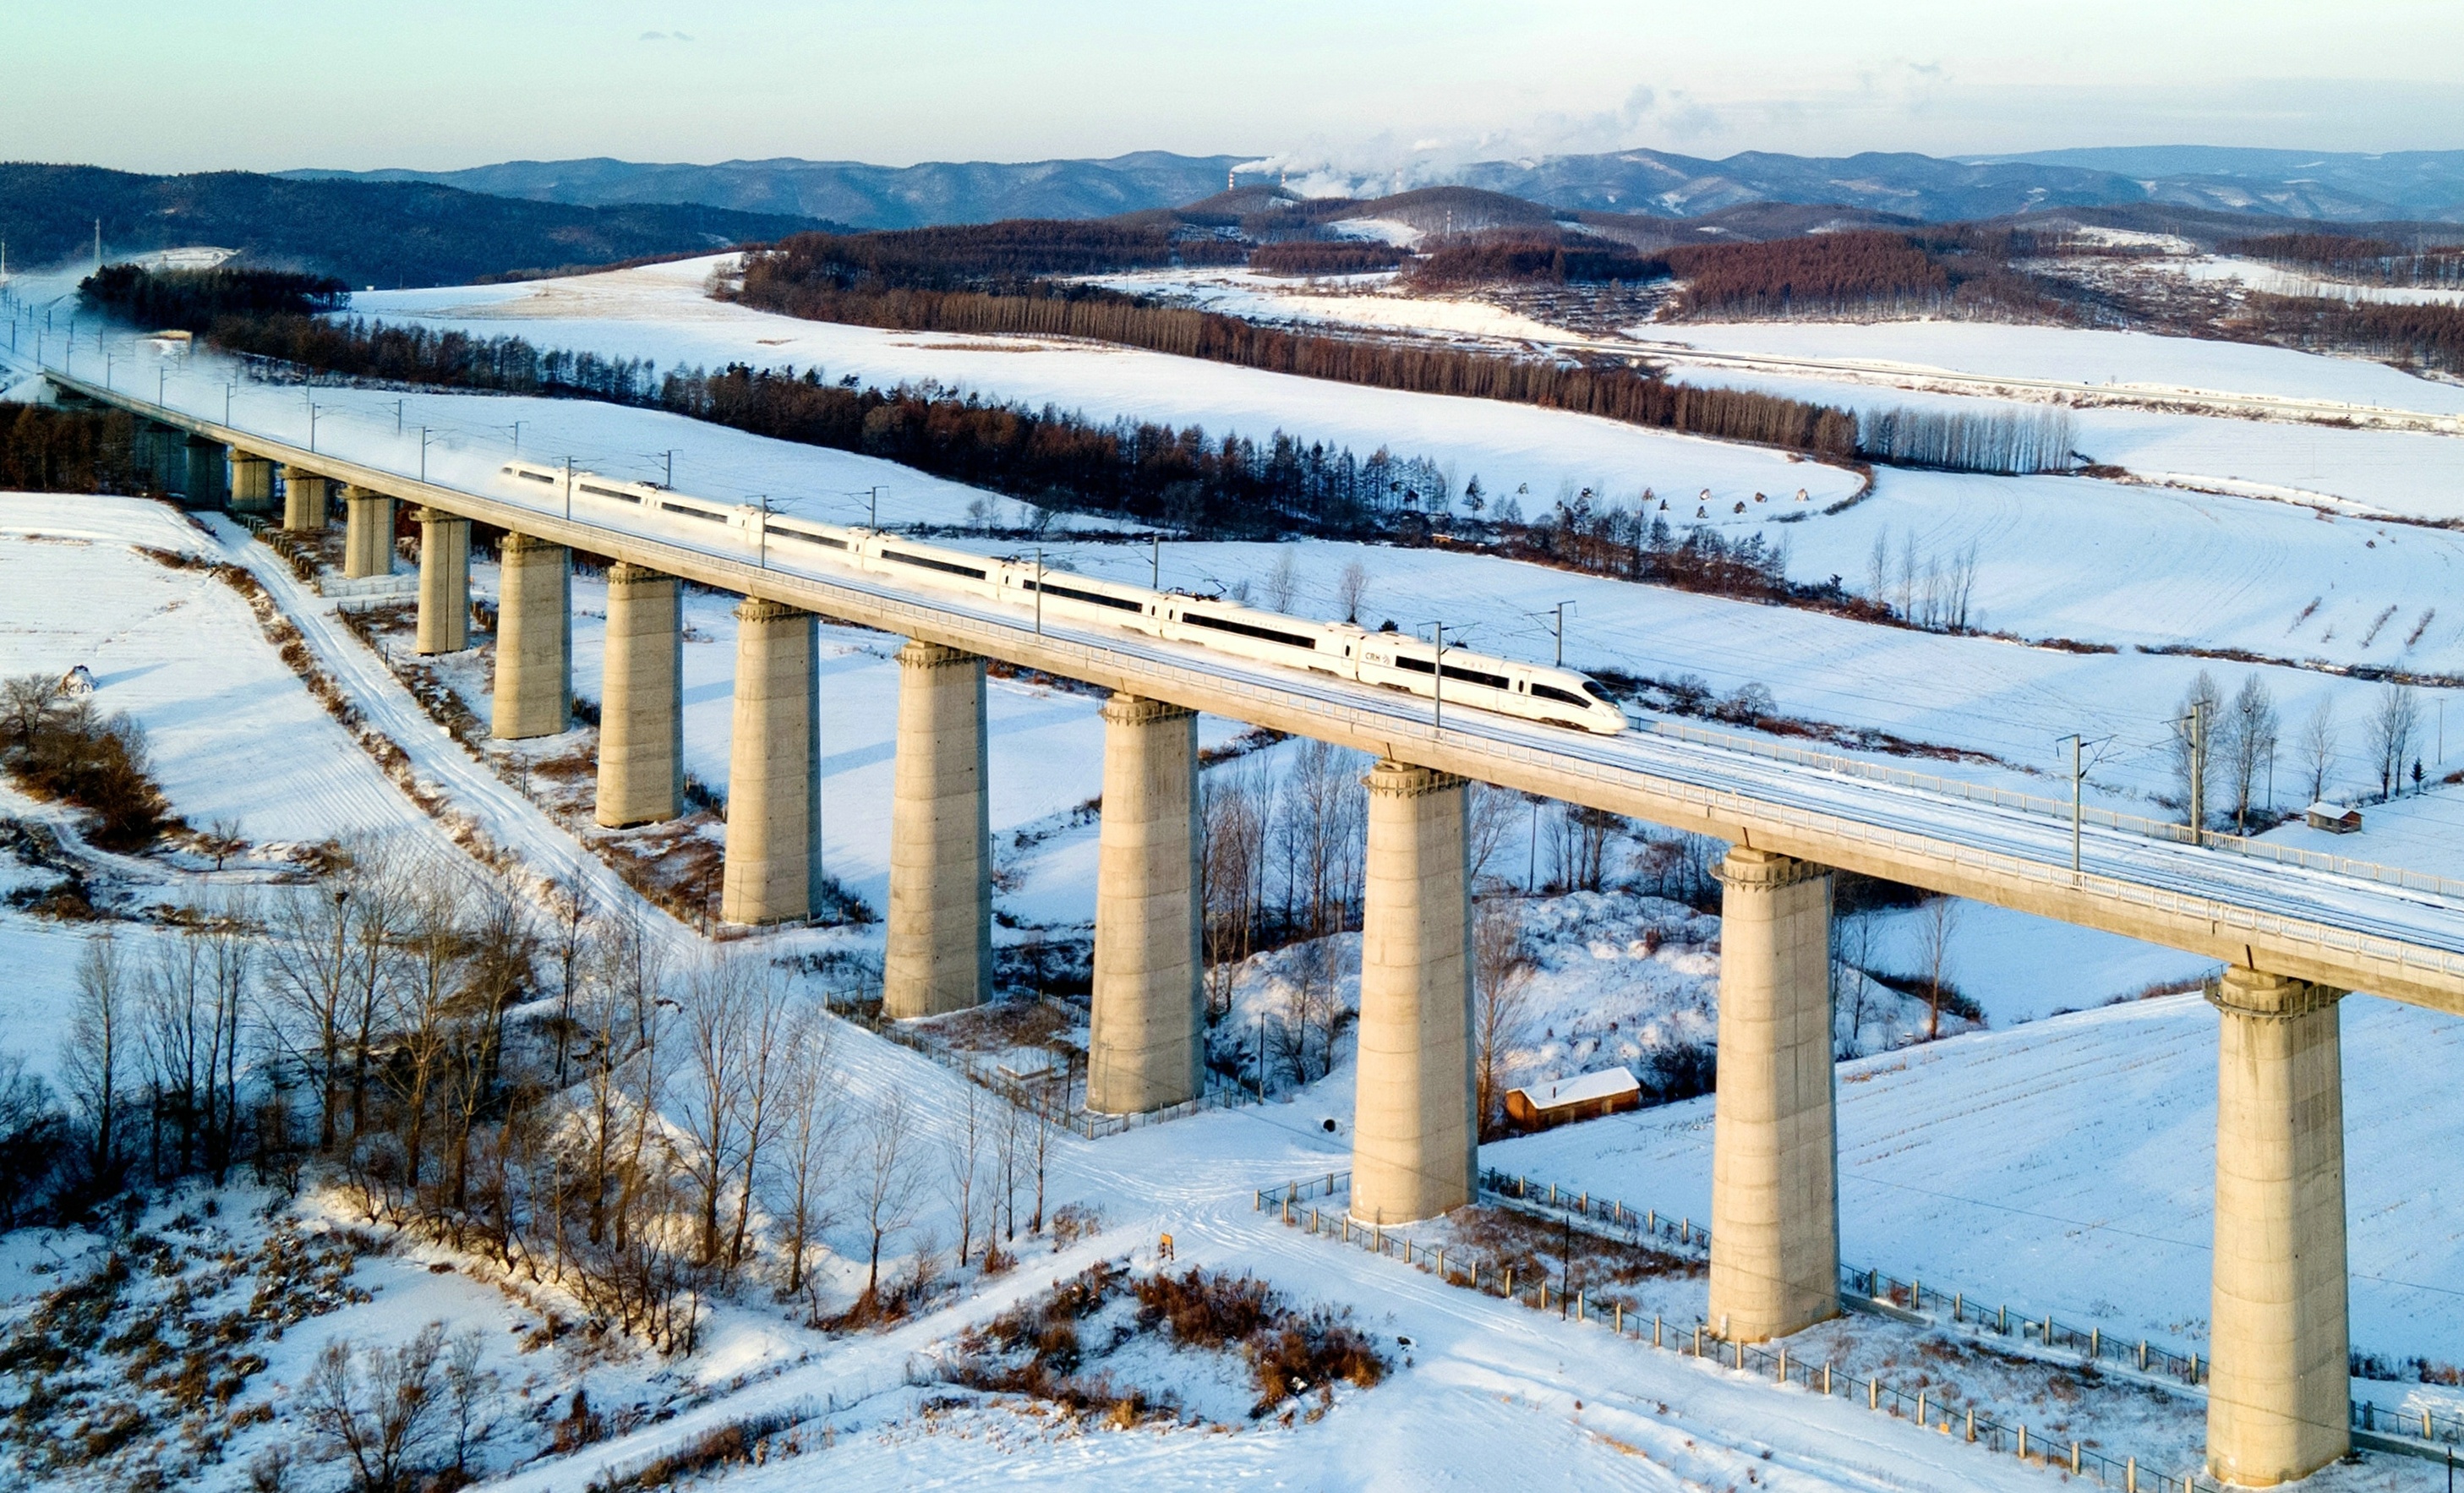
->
[[1506, 1066, 1643, 1133], [2304, 801, 2363, 834]]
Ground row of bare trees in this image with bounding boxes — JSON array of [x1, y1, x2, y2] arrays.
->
[[9, 835, 963, 1352]]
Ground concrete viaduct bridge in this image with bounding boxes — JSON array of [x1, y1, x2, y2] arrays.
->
[[51, 366, 2464, 1486]]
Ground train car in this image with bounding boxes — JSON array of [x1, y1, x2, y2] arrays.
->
[[496, 461, 1629, 736]]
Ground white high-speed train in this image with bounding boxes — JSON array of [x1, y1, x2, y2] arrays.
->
[[500, 460, 1630, 736]]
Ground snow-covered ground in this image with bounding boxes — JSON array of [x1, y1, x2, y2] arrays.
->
[[1084, 265, 1579, 343], [311, 256, 1865, 511], [2179, 256, 2464, 309], [1619, 319, 2464, 416], [1490, 989, 2464, 1367]]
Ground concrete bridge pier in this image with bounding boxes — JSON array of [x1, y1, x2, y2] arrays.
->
[[143, 423, 184, 494], [2206, 968, 2349, 1487], [183, 435, 227, 506], [414, 509, 470, 654], [228, 451, 275, 516], [281, 468, 329, 533], [1349, 760, 1474, 1225], [1087, 695, 1202, 1114], [884, 641, 991, 1018], [720, 599, 819, 923], [598, 565, 685, 829], [342, 485, 394, 578], [1708, 846, 1839, 1343], [491, 533, 571, 739]]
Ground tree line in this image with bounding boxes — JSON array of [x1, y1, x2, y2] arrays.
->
[[1247, 241, 1405, 276], [79, 264, 349, 329], [1665, 228, 2065, 322], [0, 405, 147, 495], [2224, 233, 2464, 288], [0, 818, 1041, 1347], [2242, 293, 2464, 377], [730, 259, 1860, 458], [756, 221, 1244, 293], [1407, 232, 1668, 287], [1857, 404, 2078, 474]]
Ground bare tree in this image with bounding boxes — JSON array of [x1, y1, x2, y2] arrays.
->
[[2300, 698, 2339, 806], [853, 1089, 923, 1301], [2169, 671, 2223, 828], [1465, 783, 1522, 889], [1334, 559, 1369, 624], [298, 1322, 448, 1493], [1831, 905, 1879, 1058], [723, 972, 793, 1277], [1916, 896, 1961, 1041], [764, 1009, 839, 1304], [2369, 681, 2420, 801], [675, 956, 756, 1268], [942, 1080, 986, 1270], [1199, 763, 1271, 1021], [442, 1328, 498, 1479], [2219, 674, 2281, 830], [63, 931, 128, 1178], [1472, 898, 1537, 1139], [1261, 547, 1298, 613]]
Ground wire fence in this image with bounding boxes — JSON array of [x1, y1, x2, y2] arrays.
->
[[1481, 1168, 2208, 1386], [1259, 1171, 2227, 1493], [852, 1007, 1254, 1141], [2353, 1398, 2464, 1448], [1649, 719, 2464, 903]]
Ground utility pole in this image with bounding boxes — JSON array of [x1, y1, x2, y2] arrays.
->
[[564, 456, 574, 522], [309, 402, 320, 452], [396, 398, 404, 435], [1034, 548, 1046, 634], [2059, 734, 2084, 877], [755, 494, 772, 566], [1551, 600, 1573, 667], [662, 449, 675, 489], [1151, 533, 1161, 589], [419, 427, 431, 482], [1430, 621, 1446, 730], [93, 218, 101, 268]]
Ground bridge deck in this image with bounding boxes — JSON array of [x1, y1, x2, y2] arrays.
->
[[44, 367, 2464, 1014]]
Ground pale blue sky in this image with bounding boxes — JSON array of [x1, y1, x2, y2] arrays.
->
[[14, 1, 2463, 173]]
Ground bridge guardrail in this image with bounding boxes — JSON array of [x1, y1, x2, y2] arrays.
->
[[1650, 719, 2464, 904]]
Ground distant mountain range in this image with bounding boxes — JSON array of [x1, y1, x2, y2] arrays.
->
[[0, 165, 826, 287], [280, 153, 1248, 233], [1467, 145, 2464, 223], [286, 145, 2464, 227]]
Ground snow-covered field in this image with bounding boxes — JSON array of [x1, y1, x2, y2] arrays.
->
[[320, 256, 1863, 511], [1620, 319, 2464, 415], [7, 260, 2464, 1493], [1491, 989, 2464, 1367]]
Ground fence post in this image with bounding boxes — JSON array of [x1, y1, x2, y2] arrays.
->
[[2128, 1456, 2138, 1493], [1918, 1390, 1927, 1429], [2073, 1442, 2082, 1475], [2139, 1340, 2148, 1370], [1870, 1376, 1879, 1410], [1967, 1408, 1976, 1442], [1654, 1314, 1664, 1348], [2019, 1424, 2028, 1459], [2090, 1326, 2100, 1359], [1822, 1362, 1832, 1396], [1695, 1324, 1704, 1358]]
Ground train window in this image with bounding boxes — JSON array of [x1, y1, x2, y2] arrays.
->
[[661, 501, 724, 522], [884, 549, 986, 580], [1182, 610, 1319, 650], [774, 528, 847, 550], [1034, 579, 1143, 612], [579, 483, 642, 503], [1532, 683, 1589, 708], [513, 468, 556, 485]]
